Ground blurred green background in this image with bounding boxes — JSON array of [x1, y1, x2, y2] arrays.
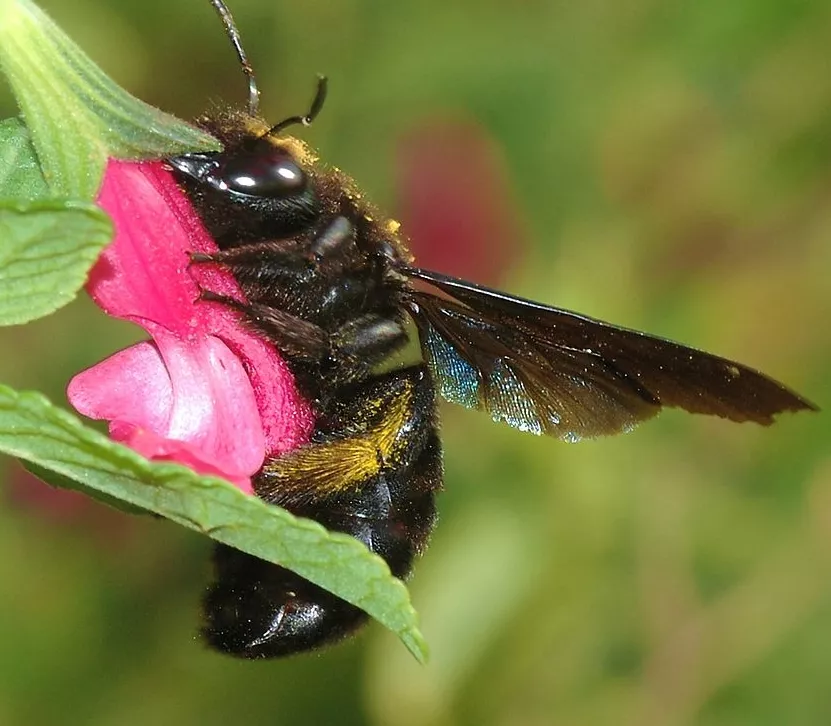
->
[[1, 0, 829, 724]]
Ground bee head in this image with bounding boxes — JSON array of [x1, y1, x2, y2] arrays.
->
[[167, 64, 329, 243], [169, 135, 309, 201], [168, 129, 322, 242]]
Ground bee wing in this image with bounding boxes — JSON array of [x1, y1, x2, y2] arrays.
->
[[402, 267, 816, 441]]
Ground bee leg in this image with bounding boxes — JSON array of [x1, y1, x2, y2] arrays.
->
[[189, 215, 355, 282], [203, 285, 408, 380], [308, 215, 355, 262], [201, 365, 442, 659], [190, 245, 318, 307], [195, 288, 331, 361], [325, 313, 409, 380]]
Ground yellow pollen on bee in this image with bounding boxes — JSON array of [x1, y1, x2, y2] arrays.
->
[[264, 384, 415, 496], [242, 117, 270, 136], [277, 136, 318, 165]]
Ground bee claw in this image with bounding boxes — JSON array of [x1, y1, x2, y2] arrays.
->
[[195, 287, 226, 304], [189, 251, 216, 265]]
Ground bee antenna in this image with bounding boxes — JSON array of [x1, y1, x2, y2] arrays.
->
[[209, 0, 260, 116], [267, 75, 329, 136]]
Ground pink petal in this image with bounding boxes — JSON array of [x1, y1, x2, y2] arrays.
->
[[67, 160, 315, 489], [68, 341, 173, 432], [97, 161, 314, 458], [113, 427, 254, 493], [69, 329, 267, 490], [91, 162, 202, 334]]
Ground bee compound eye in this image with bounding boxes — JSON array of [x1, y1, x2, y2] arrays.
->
[[218, 151, 308, 198]]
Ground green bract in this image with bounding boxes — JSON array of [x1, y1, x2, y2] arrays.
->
[[0, 119, 112, 325], [0, 0, 220, 199]]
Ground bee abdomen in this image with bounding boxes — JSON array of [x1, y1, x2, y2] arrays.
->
[[305, 432, 442, 578], [201, 366, 442, 658]]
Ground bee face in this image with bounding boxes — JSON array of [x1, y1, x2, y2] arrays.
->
[[169, 132, 325, 243], [170, 143, 309, 199]]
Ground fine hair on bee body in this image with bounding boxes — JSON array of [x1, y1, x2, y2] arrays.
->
[[168, 0, 817, 659]]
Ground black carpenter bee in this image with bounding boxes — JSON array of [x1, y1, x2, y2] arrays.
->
[[167, 0, 816, 659]]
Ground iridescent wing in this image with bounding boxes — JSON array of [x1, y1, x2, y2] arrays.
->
[[402, 267, 816, 441]]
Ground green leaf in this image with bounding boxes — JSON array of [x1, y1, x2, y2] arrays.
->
[[25, 462, 150, 516], [0, 118, 114, 325], [0, 117, 49, 199], [0, 199, 112, 325], [0, 0, 221, 199], [0, 384, 427, 662]]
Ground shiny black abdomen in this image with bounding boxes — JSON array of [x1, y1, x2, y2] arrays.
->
[[201, 369, 441, 659]]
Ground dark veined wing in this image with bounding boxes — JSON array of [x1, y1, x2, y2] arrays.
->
[[401, 267, 817, 442]]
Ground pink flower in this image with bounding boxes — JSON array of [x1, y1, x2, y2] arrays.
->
[[68, 160, 314, 493]]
